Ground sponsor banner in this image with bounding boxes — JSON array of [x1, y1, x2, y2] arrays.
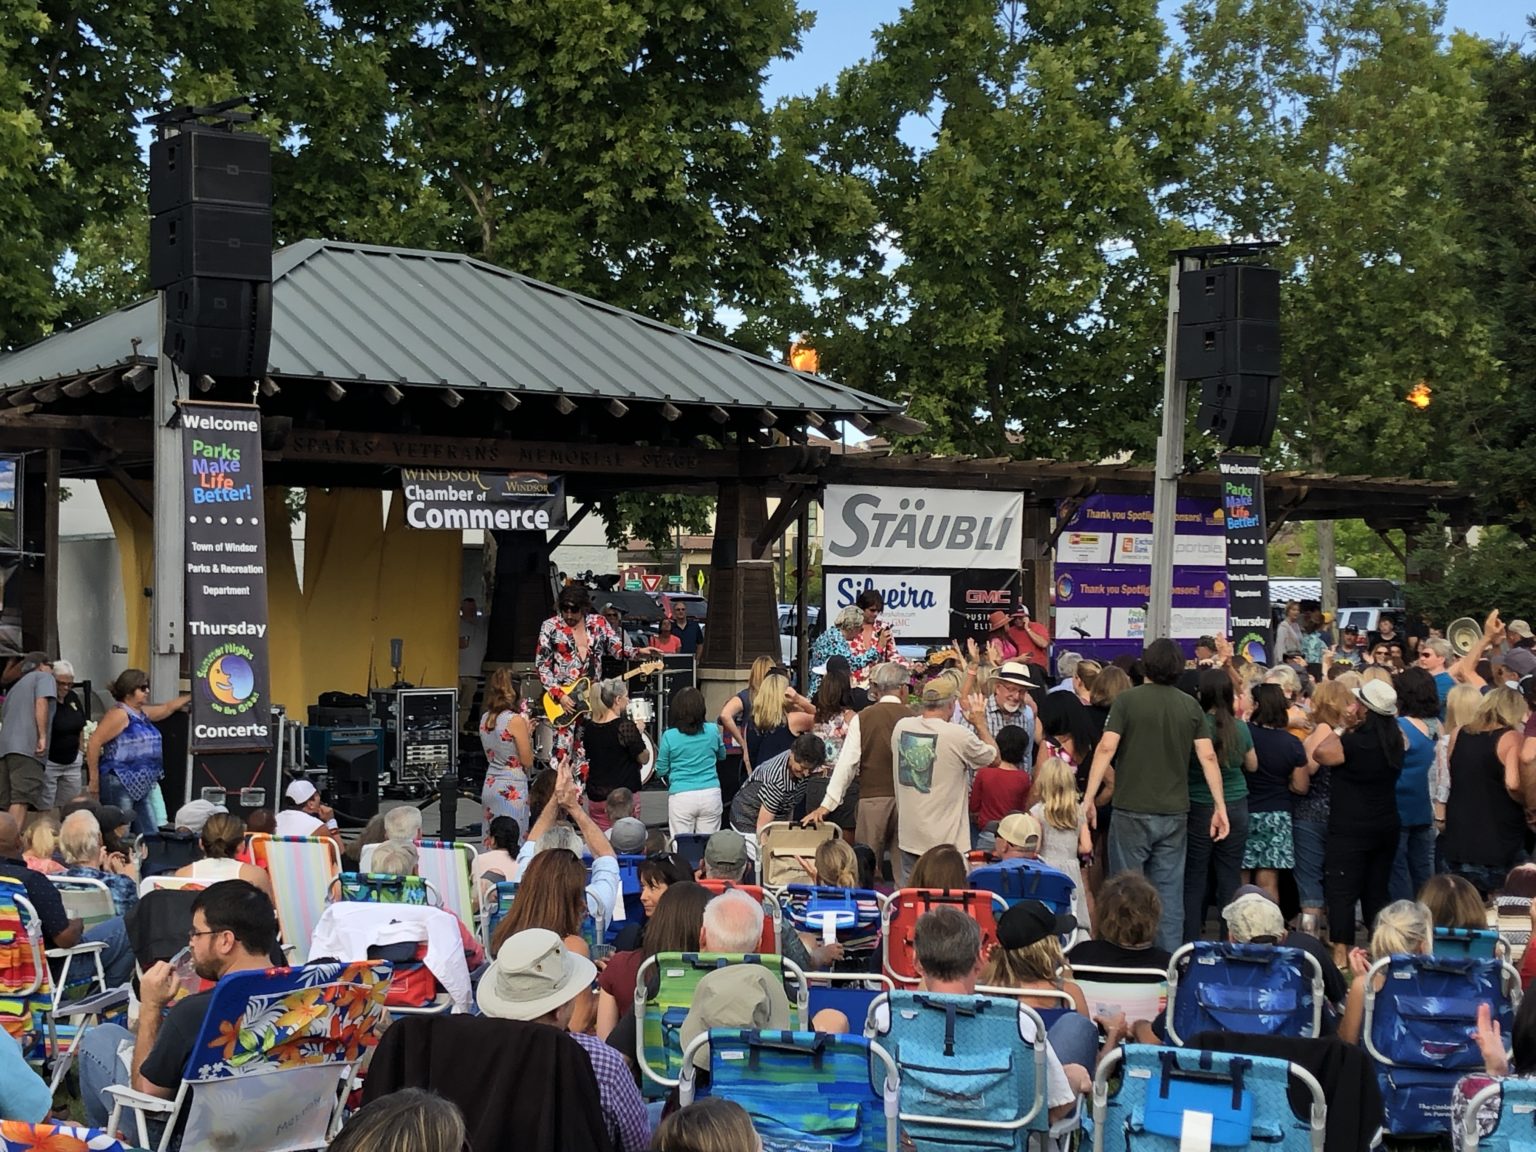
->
[[183, 403, 271, 753], [1220, 454, 1271, 659], [949, 569, 1024, 639], [1058, 493, 1226, 536], [1111, 532, 1227, 567], [823, 485, 1023, 569], [826, 572, 952, 638], [1054, 565, 1228, 640], [1057, 530, 1113, 565], [401, 469, 567, 531]]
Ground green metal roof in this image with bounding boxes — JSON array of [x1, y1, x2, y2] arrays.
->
[[0, 239, 900, 420]]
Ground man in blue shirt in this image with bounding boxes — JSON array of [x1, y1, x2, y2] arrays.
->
[[672, 602, 704, 655]]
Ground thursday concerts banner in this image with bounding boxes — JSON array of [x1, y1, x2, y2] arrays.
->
[[1220, 454, 1272, 662], [183, 403, 272, 753], [401, 469, 567, 531]]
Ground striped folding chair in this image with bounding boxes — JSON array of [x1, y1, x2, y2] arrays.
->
[[415, 840, 477, 937], [260, 835, 342, 964]]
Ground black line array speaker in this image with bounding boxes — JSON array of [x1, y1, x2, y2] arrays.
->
[[148, 126, 273, 381], [1179, 264, 1282, 449]]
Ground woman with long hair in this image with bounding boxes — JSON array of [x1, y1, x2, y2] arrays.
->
[[908, 844, 968, 890], [84, 669, 191, 834], [1391, 667, 1443, 901], [1419, 873, 1489, 931], [1081, 664, 1131, 901], [479, 668, 534, 837], [1442, 686, 1531, 897], [1242, 684, 1305, 905], [743, 671, 816, 768], [717, 655, 777, 768], [173, 812, 271, 897], [1436, 684, 1486, 827], [1293, 680, 1353, 936], [489, 847, 596, 1032], [1339, 899, 1434, 1043], [1183, 668, 1254, 941], [811, 659, 857, 765], [1314, 680, 1406, 964]]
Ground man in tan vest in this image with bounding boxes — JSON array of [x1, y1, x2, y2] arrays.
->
[[805, 662, 913, 882]]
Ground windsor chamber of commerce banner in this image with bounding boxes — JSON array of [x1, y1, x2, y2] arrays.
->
[[822, 485, 1023, 645], [1052, 494, 1228, 664], [1220, 454, 1272, 663], [183, 403, 271, 753], [401, 469, 568, 531]]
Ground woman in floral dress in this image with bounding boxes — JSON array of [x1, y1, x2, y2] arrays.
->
[[848, 589, 899, 689], [536, 584, 659, 784], [479, 667, 534, 837]]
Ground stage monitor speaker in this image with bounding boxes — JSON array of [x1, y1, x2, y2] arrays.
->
[[162, 277, 272, 380], [149, 129, 272, 216], [1178, 265, 1280, 327], [327, 744, 380, 822], [1197, 375, 1281, 449], [150, 203, 272, 289], [1177, 318, 1280, 380]]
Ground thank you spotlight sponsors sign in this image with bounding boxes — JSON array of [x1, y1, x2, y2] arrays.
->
[[183, 403, 271, 753], [822, 486, 1023, 644], [1220, 455, 1271, 658], [1053, 495, 1227, 660], [402, 470, 568, 531]]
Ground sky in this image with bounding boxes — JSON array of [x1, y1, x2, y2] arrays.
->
[[763, 1, 1535, 102]]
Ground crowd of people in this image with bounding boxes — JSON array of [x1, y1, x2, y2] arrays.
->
[[5, 597, 1536, 1149]]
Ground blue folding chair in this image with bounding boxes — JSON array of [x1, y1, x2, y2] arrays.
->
[[1462, 1074, 1536, 1152], [679, 1029, 899, 1152], [605, 855, 647, 944], [807, 972, 895, 1027], [1435, 926, 1506, 960], [969, 858, 1076, 917], [865, 989, 1070, 1151], [782, 885, 884, 969], [672, 833, 712, 873], [1092, 1043, 1326, 1152], [1165, 941, 1325, 1045], [1362, 953, 1521, 1137]]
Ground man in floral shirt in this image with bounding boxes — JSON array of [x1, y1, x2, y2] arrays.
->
[[536, 585, 660, 783], [59, 809, 138, 917]]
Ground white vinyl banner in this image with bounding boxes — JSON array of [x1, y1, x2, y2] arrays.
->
[[823, 485, 1023, 569], [826, 573, 952, 637]]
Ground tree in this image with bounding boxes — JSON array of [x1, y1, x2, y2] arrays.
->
[[779, 0, 1200, 460], [1447, 34, 1536, 534], [1406, 521, 1536, 627], [1268, 519, 1404, 579]]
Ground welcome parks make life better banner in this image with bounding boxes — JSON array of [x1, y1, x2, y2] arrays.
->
[[182, 402, 272, 753]]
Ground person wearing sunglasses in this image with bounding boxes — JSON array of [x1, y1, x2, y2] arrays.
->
[[85, 668, 190, 835]]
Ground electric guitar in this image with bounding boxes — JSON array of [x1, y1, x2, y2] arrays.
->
[[542, 660, 664, 727]]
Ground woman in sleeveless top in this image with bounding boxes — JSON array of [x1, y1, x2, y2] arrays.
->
[[84, 668, 190, 835], [743, 672, 815, 768], [479, 668, 534, 839], [1391, 668, 1442, 902], [1442, 686, 1530, 896], [583, 677, 650, 829], [173, 812, 271, 898]]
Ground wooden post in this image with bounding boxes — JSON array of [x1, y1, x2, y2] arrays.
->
[[43, 449, 59, 656]]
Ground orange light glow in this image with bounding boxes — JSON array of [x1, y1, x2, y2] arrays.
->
[[1407, 381, 1431, 409], [789, 342, 820, 374]]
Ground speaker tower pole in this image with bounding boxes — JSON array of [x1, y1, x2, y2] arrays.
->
[[1148, 258, 1193, 643]]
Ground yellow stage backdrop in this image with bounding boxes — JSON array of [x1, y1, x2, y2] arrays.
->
[[101, 483, 459, 715]]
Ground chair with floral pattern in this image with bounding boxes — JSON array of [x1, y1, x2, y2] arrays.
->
[[0, 1120, 147, 1151], [103, 958, 393, 1152]]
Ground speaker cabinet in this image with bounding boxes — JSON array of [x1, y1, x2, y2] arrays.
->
[[327, 744, 380, 822], [150, 204, 272, 288], [162, 278, 272, 379], [1197, 375, 1281, 449], [1178, 265, 1280, 326], [149, 129, 271, 215], [1177, 318, 1281, 379]]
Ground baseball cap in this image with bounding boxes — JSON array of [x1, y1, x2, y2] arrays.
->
[[1222, 890, 1285, 943], [95, 805, 130, 832], [1510, 620, 1534, 640], [174, 798, 228, 834], [996, 811, 1042, 853], [920, 677, 958, 705], [285, 779, 318, 804], [997, 899, 1077, 951], [996, 661, 1038, 688], [607, 817, 648, 855], [704, 829, 748, 870]]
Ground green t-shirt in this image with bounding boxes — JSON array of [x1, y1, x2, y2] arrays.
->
[[1103, 683, 1208, 814], [1188, 714, 1250, 806]]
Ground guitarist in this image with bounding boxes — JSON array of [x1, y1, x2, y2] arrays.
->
[[536, 585, 662, 786]]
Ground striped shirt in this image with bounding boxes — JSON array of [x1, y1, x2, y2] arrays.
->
[[571, 1031, 650, 1152]]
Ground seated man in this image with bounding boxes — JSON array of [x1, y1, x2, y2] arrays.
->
[[1222, 886, 1345, 1019], [994, 811, 1044, 862], [59, 810, 139, 918], [478, 928, 650, 1152], [0, 812, 132, 987], [699, 830, 838, 969], [273, 779, 342, 842], [77, 880, 276, 1127], [884, 905, 1088, 1124]]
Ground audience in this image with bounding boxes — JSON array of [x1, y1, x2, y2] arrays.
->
[[651, 1097, 761, 1152], [58, 810, 139, 917], [327, 1088, 468, 1152], [172, 812, 273, 898], [597, 881, 711, 1039], [274, 779, 342, 841]]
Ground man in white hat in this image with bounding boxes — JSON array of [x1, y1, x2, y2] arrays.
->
[[965, 661, 1043, 776], [173, 798, 228, 836], [478, 928, 650, 1152], [274, 778, 340, 841]]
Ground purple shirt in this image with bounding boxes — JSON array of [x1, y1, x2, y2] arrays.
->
[[571, 1030, 650, 1152]]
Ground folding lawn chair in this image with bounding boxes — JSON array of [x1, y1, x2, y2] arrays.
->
[[1434, 926, 1507, 961], [414, 840, 476, 936], [0, 1120, 146, 1151], [1092, 1043, 1326, 1152], [0, 885, 56, 1086], [1165, 941, 1325, 1045], [134, 832, 201, 879], [309, 902, 467, 1015], [1070, 965, 1169, 1032], [105, 959, 393, 1152], [671, 833, 712, 874], [1462, 1073, 1536, 1152], [679, 1028, 899, 1152], [633, 951, 808, 1098], [865, 988, 1073, 1152], [259, 835, 343, 964], [136, 875, 206, 898], [969, 858, 1077, 916], [781, 885, 885, 970], [806, 972, 896, 1027], [327, 873, 440, 907], [757, 821, 840, 889], [698, 879, 782, 954], [1362, 952, 1521, 1137], [881, 888, 1008, 987], [44, 876, 131, 1091]]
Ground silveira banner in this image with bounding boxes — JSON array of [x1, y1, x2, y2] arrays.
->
[[182, 402, 272, 753]]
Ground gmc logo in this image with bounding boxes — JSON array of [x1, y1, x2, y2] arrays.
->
[[966, 590, 1012, 605]]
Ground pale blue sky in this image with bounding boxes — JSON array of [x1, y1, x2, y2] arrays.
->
[[764, 1, 1534, 102]]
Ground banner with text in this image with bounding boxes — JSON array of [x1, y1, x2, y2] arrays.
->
[[183, 403, 271, 753], [401, 469, 568, 532], [1220, 454, 1271, 661], [1053, 495, 1228, 660], [825, 569, 1022, 645], [823, 485, 1023, 569]]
